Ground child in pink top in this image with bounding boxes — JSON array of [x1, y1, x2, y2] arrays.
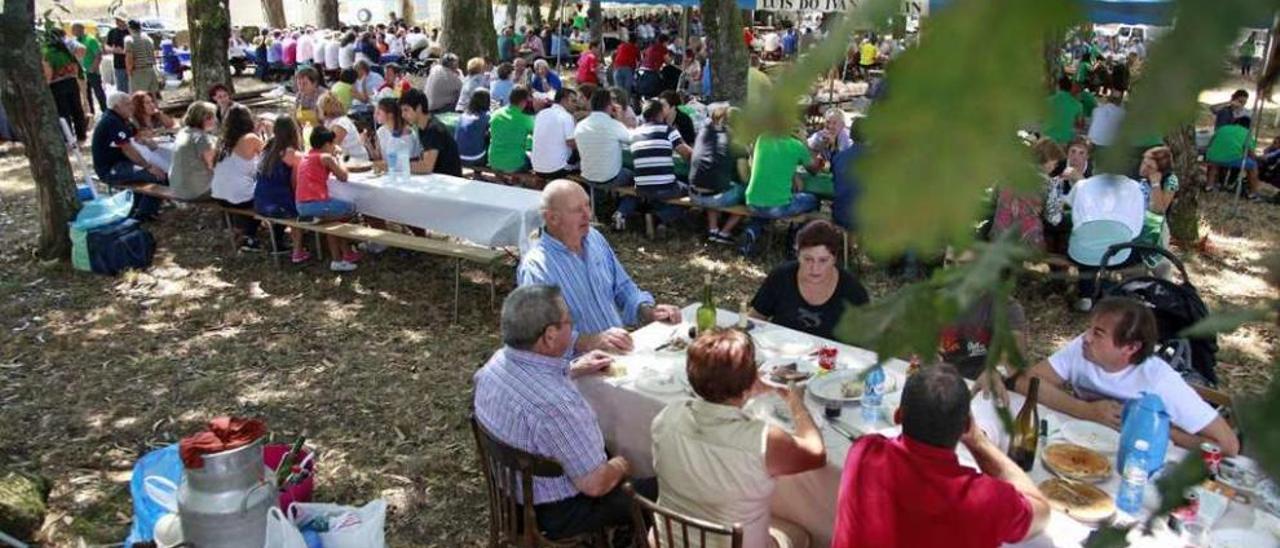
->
[[296, 127, 362, 272]]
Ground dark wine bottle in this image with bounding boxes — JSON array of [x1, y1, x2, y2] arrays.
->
[[1007, 377, 1040, 471]]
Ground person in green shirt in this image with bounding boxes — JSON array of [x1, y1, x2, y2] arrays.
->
[[1077, 87, 1097, 119], [72, 23, 107, 115], [1239, 35, 1257, 77], [1205, 116, 1264, 197], [740, 131, 825, 256], [1043, 76, 1083, 145], [330, 69, 356, 111], [488, 86, 536, 173]]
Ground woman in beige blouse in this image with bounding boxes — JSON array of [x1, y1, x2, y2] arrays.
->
[[651, 328, 826, 548]]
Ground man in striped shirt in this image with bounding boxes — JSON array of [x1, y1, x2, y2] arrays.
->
[[518, 180, 683, 354], [474, 284, 658, 539], [613, 99, 693, 232]]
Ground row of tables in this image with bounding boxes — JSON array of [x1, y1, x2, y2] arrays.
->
[[575, 306, 1275, 547]]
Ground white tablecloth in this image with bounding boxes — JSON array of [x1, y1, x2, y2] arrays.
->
[[327, 172, 543, 253], [576, 306, 1265, 547]]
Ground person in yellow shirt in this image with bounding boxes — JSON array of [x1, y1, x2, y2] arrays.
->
[[858, 38, 879, 78]]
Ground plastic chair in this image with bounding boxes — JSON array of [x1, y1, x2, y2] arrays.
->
[[469, 415, 604, 547], [622, 482, 743, 548]]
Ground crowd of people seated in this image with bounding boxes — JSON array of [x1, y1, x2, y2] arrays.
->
[[472, 177, 1237, 545]]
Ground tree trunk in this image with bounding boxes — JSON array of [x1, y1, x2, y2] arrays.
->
[[548, 0, 561, 27], [443, 0, 498, 61], [507, 0, 518, 29], [527, 0, 542, 28], [401, 0, 416, 26], [0, 0, 80, 261], [588, 0, 601, 41], [1167, 124, 1202, 244], [187, 0, 234, 98], [700, 0, 748, 103], [318, 0, 340, 29], [261, 0, 286, 29]]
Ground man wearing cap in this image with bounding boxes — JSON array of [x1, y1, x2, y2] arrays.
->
[[107, 12, 130, 93]]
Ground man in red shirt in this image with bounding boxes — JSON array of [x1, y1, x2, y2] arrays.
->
[[743, 26, 755, 48], [612, 36, 640, 93], [832, 364, 1050, 548], [640, 34, 669, 71], [577, 42, 601, 85]]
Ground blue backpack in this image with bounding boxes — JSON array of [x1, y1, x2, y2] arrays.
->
[[86, 219, 155, 275]]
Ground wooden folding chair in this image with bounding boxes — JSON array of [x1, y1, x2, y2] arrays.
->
[[470, 415, 604, 547], [621, 482, 743, 548]]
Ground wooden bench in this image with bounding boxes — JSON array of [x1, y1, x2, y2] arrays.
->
[[463, 166, 546, 190], [258, 216, 507, 321], [574, 176, 825, 239], [106, 183, 508, 321]]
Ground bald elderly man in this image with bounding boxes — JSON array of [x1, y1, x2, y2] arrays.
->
[[518, 180, 682, 354]]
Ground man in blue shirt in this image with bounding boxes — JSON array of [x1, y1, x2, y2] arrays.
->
[[518, 180, 683, 354]]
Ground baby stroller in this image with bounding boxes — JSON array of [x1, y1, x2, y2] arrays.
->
[[1093, 242, 1219, 386]]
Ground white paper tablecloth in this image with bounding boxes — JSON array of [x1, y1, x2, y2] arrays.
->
[[576, 306, 1265, 548], [327, 172, 543, 253]]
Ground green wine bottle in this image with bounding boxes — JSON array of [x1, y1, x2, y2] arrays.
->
[[696, 274, 716, 335]]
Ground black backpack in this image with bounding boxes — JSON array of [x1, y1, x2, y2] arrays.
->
[[87, 219, 156, 276], [1095, 243, 1219, 385]]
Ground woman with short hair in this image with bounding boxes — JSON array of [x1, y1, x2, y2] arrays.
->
[[651, 329, 823, 548], [456, 57, 492, 112], [168, 101, 219, 200], [750, 220, 869, 340]]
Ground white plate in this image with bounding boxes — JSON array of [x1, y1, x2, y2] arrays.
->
[[635, 375, 687, 395], [1208, 529, 1280, 548], [1218, 457, 1266, 494], [759, 357, 819, 388], [809, 369, 899, 403], [1060, 420, 1121, 453], [752, 330, 818, 357]]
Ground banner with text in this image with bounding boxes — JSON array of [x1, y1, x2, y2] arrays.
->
[[756, 0, 858, 12]]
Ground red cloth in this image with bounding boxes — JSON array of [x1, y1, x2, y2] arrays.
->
[[743, 29, 755, 47], [613, 42, 639, 69], [640, 43, 667, 71], [179, 416, 268, 469], [832, 434, 1032, 548]]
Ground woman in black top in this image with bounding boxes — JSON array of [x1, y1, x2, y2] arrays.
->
[[750, 220, 869, 340]]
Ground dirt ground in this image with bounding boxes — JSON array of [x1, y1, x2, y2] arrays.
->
[[1, 83, 1278, 545]]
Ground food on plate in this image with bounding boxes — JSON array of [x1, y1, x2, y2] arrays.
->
[[605, 363, 628, 378], [840, 380, 864, 399], [1202, 480, 1245, 504], [1038, 478, 1115, 524], [768, 362, 812, 384], [1042, 443, 1112, 482], [347, 160, 373, 173]]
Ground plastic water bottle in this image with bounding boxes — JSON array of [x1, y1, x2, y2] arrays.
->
[[1116, 439, 1150, 520], [861, 365, 885, 426]]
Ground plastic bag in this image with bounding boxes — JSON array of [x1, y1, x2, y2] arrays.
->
[[71, 190, 135, 232], [288, 499, 387, 548], [264, 506, 308, 548], [124, 444, 185, 546]]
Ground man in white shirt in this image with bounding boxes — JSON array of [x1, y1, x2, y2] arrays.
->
[[1087, 92, 1125, 148], [1014, 297, 1239, 456], [297, 28, 314, 65], [324, 32, 341, 70], [574, 88, 632, 186], [532, 88, 581, 179]]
